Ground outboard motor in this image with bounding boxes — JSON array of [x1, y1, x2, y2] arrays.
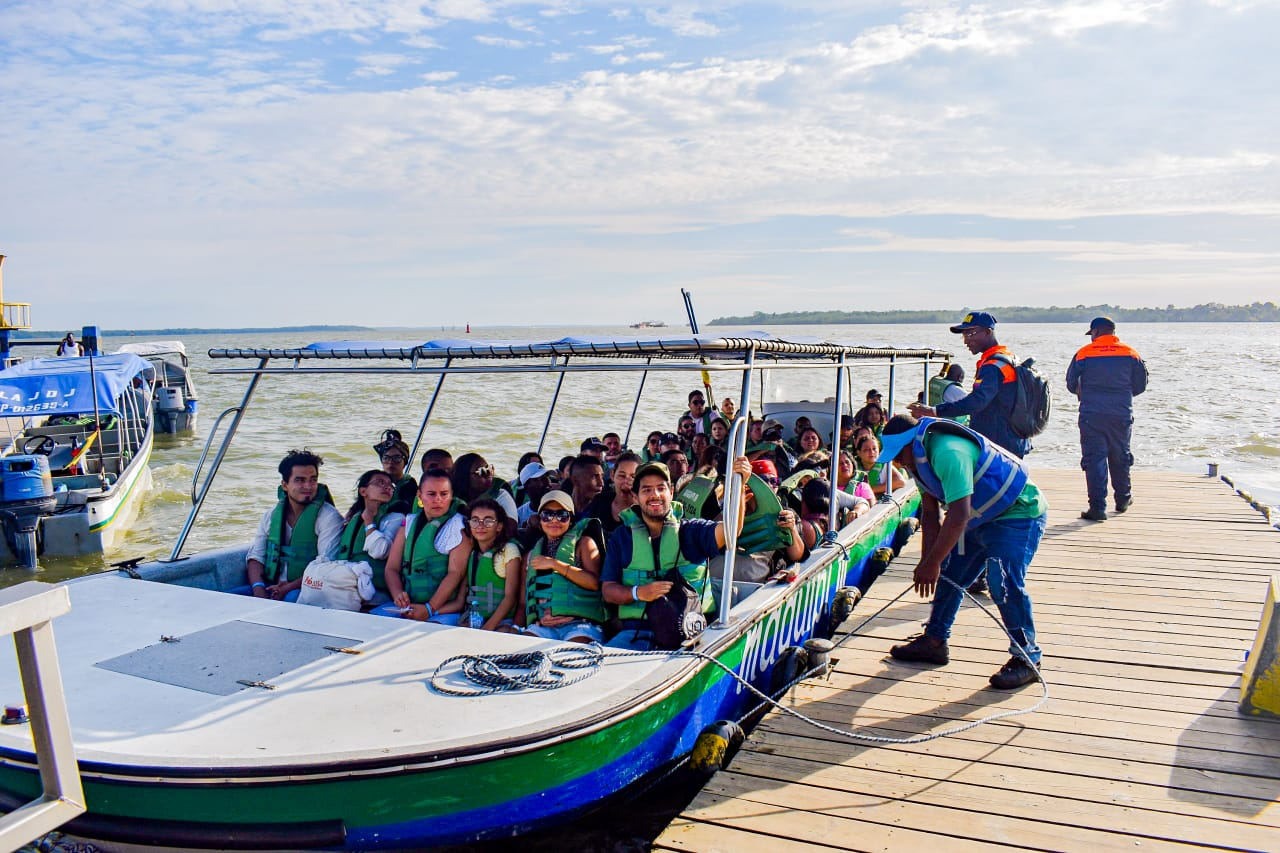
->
[[155, 386, 185, 433], [0, 455, 56, 569]]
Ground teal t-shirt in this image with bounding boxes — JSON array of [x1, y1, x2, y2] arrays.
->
[[924, 434, 1047, 520]]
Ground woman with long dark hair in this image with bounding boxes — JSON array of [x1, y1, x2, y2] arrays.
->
[[337, 469, 407, 604], [451, 497, 522, 631]]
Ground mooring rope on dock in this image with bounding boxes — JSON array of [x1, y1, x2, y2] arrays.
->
[[429, 576, 1048, 746]]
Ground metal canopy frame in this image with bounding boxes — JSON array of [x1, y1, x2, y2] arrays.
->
[[167, 334, 950, 562]]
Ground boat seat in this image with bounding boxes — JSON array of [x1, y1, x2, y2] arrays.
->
[[52, 472, 118, 490], [710, 577, 763, 611]]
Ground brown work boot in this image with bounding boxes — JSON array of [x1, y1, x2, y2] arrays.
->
[[889, 634, 949, 665]]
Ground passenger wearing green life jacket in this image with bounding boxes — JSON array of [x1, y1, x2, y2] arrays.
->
[[373, 431, 418, 513], [707, 459, 806, 583], [334, 470, 407, 606], [855, 434, 908, 498], [452, 453, 514, 506], [452, 498, 523, 632], [926, 363, 969, 426], [679, 390, 716, 435], [246, 449, 344, 602], [601, 456, 753, 650], [376, 468, 468, 624], [881, 414, 1048, 691], [523, 491, 607, 644]]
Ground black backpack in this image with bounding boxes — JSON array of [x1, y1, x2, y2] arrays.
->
[[644, 567, 706, 649], [990, 354, 1052, 439]]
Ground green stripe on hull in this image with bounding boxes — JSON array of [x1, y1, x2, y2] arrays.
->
[[0, 501, 913, 836]]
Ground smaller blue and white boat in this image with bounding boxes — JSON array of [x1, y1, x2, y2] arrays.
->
[[0, 351, 155, 567], [114, 341, 199, 435]]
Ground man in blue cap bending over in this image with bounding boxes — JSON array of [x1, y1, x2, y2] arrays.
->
[[879, 413, 1048, 689]]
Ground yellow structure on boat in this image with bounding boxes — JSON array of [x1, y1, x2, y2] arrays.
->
[[0, 255, 32, 332]]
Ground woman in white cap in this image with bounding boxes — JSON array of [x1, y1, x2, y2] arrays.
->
[[522, 491, 606, 643]]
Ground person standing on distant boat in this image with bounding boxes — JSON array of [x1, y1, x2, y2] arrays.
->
[[1067, 317, 1148, 522], [55, 332, 83, 357], [246, 449, 344, 601], [909, 311, 1030, 458], [880, 414, 1047, 690]]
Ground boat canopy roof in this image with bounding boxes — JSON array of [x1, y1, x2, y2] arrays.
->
[[115, 341, 188, 361], [0, 353, 154, 417], [209, 332, 949, 365]]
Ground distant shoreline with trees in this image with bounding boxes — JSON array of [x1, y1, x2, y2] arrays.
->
[[710, 303, 1280, 326]]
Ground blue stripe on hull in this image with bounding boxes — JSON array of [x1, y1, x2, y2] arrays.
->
[[345, 528, 901, 849]]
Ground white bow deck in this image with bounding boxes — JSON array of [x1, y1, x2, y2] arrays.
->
[[0, 574, 693, 770]]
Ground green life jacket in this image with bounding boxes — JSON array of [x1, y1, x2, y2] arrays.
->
[[264, 484, 333, 583], [525, 519, 607, 625], [928, 375, 970, 425], [338, 503, 393, 590], [617, 505, 713, 621], [675, 475, 717, 518], [736, 474, 793, 555], [401, 499, 464, 604], [466, 546, 510, 621]]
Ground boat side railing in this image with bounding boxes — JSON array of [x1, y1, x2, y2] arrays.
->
[[0, 582, 84, 850], [167, 358, 267, 562], [714, 399, 751, 629]]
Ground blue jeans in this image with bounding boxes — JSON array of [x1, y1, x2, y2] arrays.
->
[[925, 514, 1046, 663]]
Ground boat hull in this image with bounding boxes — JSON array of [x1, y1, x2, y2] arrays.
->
[[0, 492, 918, 849]]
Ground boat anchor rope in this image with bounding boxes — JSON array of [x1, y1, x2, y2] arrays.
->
[[429, 576, 1048, 746]]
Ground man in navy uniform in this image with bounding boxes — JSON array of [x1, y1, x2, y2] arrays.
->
[[908, 311, 1030, 459], [1066, 317, 1148, 521]]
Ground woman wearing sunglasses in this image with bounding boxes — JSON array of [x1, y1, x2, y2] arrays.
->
[[523, 491, 606, 643], [374, 429, 418, 512], [451, 452, 513, 504], [451, 498, 522, 631], [641, 431, 664, 463]]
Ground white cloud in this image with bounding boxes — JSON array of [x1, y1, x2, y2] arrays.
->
[[422, 70, 460, 82], [475, 35, 530, 48], [644, 7, 721, 37]]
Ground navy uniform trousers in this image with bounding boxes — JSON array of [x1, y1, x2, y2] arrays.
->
[[1079, 413, 1133, 511]]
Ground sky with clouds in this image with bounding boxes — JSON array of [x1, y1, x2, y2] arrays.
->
[[1, 0, 1277, 328]]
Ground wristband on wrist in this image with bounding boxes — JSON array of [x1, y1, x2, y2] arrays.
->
[[425, 603, 435, 619], [252, 582, 266, 590], [365, 523, 376, 532], [631, 585, 640, 603]]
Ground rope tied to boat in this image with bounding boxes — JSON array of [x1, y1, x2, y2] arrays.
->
[[429, 577, 1047, 745], [430, 645, 603, 696]]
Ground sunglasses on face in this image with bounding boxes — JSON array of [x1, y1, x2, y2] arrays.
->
[[381, 454, 407, 463], [468, 516, 499, 528], [471, 467, 493, 478], [539, 509, 573, 523]]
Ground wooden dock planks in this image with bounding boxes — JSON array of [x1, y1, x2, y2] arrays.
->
[[655, 470, 1280, 853]]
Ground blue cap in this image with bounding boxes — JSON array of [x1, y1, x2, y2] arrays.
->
[[1087, 316, 1115, 335], [949, 311, 997, 333], [876, 426, 919, 464]]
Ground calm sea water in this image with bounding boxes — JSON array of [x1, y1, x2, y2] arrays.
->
[[10, 321, 1280, 584]]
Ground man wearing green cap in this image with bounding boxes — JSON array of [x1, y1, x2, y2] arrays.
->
[[878, 413, 1047, 689]]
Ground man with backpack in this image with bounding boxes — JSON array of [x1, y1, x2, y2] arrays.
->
[[908, 311, 1032, 458], [1067, 317, 1148, 521]]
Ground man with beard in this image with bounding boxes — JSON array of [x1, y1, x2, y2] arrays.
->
[[601, 456, 752, 649]]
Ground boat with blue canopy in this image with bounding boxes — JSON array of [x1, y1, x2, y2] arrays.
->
[[0, 351, 155, 567], [0, 329, 949, 849]]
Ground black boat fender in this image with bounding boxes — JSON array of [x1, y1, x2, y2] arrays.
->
[[770, 644, 810, 696], [857, 546, 895, 595], [891, 516, 920, 555], [828, 586, 861, 632], [688, 720, 745, 776]]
